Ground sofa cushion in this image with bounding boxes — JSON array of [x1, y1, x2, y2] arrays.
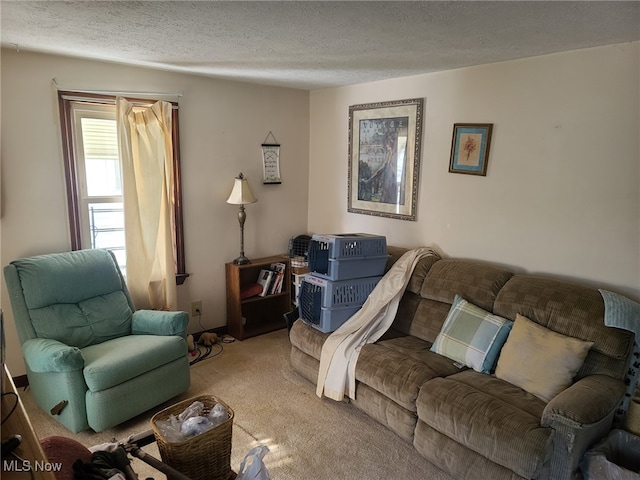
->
[[356, 335, 461, 412], [10, 249, 126, 308], [417, 370, 552, 479], [395, 296, 453, 343], [290, 319, 330, 360], [431, 295, 513, 374], [352, 382, 419, 442], [29, 291, 133, 348], [495, 314, 593, 402], [11, 249, 134, 348], [494, 275, 633, 381], [403, 259, 514, 344], [81, 334, 186, 391], [414, 421, 527, 480], [405, 253, 441, 295], [420, 259, 514, 312], [290, 346, 321, 384]]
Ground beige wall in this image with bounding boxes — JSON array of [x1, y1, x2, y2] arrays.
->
[[2, 43, 639, 376], [309, 43, 639, 300], [1, 49, 310, 375]]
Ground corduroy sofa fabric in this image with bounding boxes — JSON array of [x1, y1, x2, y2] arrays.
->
[[289, 248, 635, 480], [420, 259, 514, 312], [413, 422, 528, 480], [494, 275, 633, 380], [417, 371, 552, 479], [356, 336, 460, 412]]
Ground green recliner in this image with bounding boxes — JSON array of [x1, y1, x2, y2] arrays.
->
[[4, 249, 191, 433]]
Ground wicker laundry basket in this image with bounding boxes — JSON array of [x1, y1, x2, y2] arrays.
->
[[151, 395, 234, 480]]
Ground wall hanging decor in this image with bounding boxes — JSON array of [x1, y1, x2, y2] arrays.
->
[[261, 132, 281, 184], [348, 98, 424, 221], [449, 123, 493, 176]]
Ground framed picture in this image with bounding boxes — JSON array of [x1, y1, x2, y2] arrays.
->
[[348, 98, 424, 221], [449, 123, 493, 176]]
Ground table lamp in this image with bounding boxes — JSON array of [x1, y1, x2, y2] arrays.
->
[[226, 173, 257, 264]]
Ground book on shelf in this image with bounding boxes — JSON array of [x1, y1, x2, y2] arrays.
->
[[269, 262, 286, 295], [254, 262, 287, 297], [257, 269, 275, 297]]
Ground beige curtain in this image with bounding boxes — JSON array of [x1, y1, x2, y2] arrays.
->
[[116, 97, 177, 310]]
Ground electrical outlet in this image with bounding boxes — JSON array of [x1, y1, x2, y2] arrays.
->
[[191, 300, 202, 317]]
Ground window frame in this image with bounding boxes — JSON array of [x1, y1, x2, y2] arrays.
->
[[58, 91, 189, 284]]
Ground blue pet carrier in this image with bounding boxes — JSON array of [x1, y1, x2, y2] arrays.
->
[[298, 275, 382, 333], [308, 233, 388, 281]]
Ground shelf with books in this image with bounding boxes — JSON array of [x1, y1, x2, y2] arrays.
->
[[225, 255, 292, 340]]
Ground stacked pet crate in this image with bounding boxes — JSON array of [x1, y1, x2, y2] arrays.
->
[[288, 234, 311, 307], [298, 233, 388, 333]]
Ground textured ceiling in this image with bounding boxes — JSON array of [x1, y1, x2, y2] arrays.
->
[[2, 1, 639, 90]]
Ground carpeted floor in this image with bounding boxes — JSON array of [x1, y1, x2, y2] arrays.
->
[[18, 329, 454, 479]]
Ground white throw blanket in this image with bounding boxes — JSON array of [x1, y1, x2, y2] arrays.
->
[[316, 247, 440, 401]]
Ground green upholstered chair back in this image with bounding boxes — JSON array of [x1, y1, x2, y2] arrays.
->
[[4, 249, 136, 348]]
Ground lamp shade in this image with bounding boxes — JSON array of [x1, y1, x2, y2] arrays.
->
[[226, 173, 257, 205]]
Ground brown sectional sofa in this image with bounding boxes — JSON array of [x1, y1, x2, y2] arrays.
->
[[289, 247, 635, 480]]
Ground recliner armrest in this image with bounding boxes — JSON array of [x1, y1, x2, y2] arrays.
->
[[131, 310, 189, 339], [22, 338, 84, 373], [541, 374, 625, 428]]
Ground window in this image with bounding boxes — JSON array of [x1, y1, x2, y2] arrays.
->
[[75, 108, 125, 271], [58, 92, 188, 284]]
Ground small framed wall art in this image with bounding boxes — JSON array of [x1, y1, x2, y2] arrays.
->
[[348, 98, 424, 221], [449, 123, 493, 176], [261, 131, 281, 184]]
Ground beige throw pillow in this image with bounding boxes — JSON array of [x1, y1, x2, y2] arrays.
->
[[495, 314, 593, 402]]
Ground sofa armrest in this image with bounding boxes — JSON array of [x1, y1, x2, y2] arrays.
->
[[540, 375, 626, 480], [22, 338, 84, 373], [131, 310, 189, 339], [542, 375, 625, 428]]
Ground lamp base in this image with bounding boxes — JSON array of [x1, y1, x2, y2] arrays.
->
[[233, 255, 251, 265]]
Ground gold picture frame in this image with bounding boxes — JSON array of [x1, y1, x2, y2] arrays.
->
[[347, 98, 424, 221]]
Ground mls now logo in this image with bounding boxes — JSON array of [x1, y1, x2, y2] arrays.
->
[[3, 459, 63, 473]]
